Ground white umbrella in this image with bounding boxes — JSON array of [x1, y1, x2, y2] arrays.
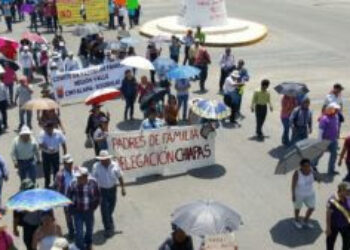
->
[[172, 200, 242, 236], [121, 56, 155, 70]]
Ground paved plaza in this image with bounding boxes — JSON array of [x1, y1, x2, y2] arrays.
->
[[1, 0, 350, 249]]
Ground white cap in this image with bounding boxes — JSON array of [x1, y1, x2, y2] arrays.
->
[[73, 167, 89, 178], [96, 150, 112, 160], [19, 125, 32, 135], [63, 154, 73, 164], [231, 70, 240, 79], [327, 102, 341, 110]]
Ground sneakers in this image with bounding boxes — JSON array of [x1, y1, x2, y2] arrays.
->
[[293, 220, 303, 229]]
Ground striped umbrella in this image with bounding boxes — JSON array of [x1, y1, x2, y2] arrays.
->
[[190, 99, 230, 120]]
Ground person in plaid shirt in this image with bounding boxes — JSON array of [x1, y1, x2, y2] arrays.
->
[[67, 167, 100, 250], [55, 154, 75, 240]]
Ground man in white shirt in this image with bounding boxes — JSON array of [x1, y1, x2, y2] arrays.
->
[[15, 77, 33, 130], [92, 150, 126, 238], [11, 126, 40, 183], [38, 122, 67, 188], [64, 52, 81, 72], [19, 46, 35, 82], [223, 71, 243, 125], [219, 48, 235, 92]]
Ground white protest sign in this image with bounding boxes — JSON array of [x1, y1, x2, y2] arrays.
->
[[202, 234, 237, 250], [52, 62, 129, 103], [108, 125, 215, 182], [180, 0, 228, 27]]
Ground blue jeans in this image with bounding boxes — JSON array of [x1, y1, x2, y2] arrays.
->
[[18, 159, 36, 183], [19, 109, 32, 129], [281, 118, 290, 145], [64, 207, 75, 238], [177, 94, 189, 120], [313, 140, 338, 174], [100, 186, 117, 232], [74, 210, 94, 250]]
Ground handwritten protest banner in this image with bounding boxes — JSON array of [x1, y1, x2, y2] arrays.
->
[[57, 0, 108, 25], [180, 0, 228, 27], [202, 234, 237, 250], [52, 62, 128, 103], [109, 125, 216, 182]]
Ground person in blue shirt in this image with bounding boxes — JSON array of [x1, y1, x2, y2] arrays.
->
[[140, 108, 165, 130], [169, 36, 181, 63]]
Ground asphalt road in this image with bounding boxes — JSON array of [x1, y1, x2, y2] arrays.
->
[[1, 0, 350, 249]]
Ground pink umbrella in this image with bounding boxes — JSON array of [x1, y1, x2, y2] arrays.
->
[[22, 32, 47, 44], [0, 37, 20, 49]]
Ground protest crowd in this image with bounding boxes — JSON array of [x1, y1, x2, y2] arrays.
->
[[0, 0, 349, 250]]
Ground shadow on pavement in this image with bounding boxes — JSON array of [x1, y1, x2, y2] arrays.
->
[[188, 164, 226, 179], [269, 145, 289, 160], [92, 230, 107, 246], [116, 119, 143, 131], [126, 165, 225, 186], [270, 218, 322, 248], [125, 173, 187, 186]]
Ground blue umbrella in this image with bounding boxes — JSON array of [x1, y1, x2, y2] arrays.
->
[[153, 57, 177, 74], [120, 37, 139, 46], [6, 189, 72, 212], [167, 66, 200, 80], [191, 99, 231, 120]]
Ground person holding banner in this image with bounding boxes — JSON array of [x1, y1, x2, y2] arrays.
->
[[121, 69, 138, 121], [92, 150, 126, 238]]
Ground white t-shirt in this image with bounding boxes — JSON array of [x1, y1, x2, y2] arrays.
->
[[324, 93, 343, 108], [38, 129, 66, 154]]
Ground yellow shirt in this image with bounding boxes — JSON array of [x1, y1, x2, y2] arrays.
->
[[251, 90, 271, 107]]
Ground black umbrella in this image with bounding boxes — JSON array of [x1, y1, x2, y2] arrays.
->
[[140, 87, 167, 110], [275, 139, 330, 175], [274, 82, 309, 97], [0, 57, 20, 71]]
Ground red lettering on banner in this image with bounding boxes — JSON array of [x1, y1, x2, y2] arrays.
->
[[116, 144, 212, 171], [111, 136, 146, 150]]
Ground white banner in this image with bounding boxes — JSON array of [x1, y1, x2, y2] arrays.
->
[[108, 125, 216, 182], [180, 0, 228, 27], [52, 62, 129, 103]]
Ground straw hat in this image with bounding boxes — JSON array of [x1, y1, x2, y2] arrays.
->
[[63, 154, 74, 164], [96, 150, 112, 160]]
